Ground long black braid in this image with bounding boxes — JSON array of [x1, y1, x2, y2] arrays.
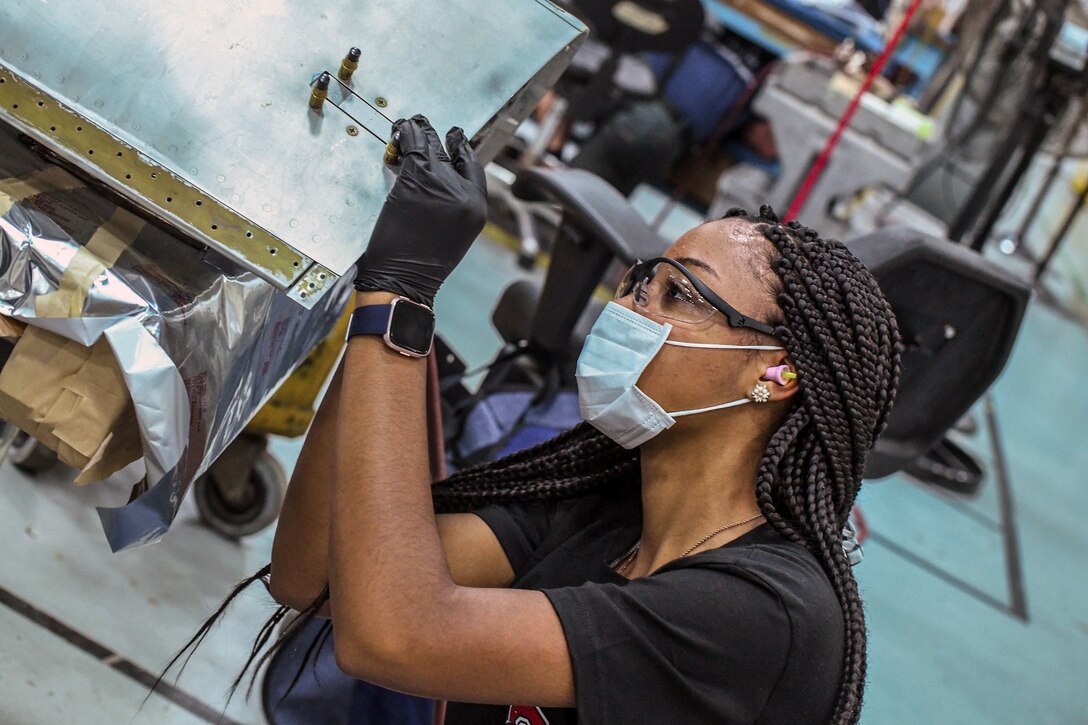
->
[[725, 205, 902, 723], [160, 205, 900, 725]]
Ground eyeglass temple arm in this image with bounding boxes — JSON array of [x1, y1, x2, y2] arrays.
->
[[644, 257, 778, 336]]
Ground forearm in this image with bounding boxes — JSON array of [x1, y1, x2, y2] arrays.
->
[[328, 291, 456, 658], [269, 360, 344, 609], [326, 295, 575, 702], [305, 121, 574, 705]]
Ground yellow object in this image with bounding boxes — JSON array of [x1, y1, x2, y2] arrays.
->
[[1073, 168, 1088, 196], [244, 301, 351, 438], [309, 85, 329, 109], [0, 166, 84, 216], [383, 140, 400, 165], [338, 48, 361, 81], [338, 59, 359, 80], [309, 72, 331, 110]]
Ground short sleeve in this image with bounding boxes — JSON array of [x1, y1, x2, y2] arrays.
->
[[543, 563, 791, 724], [473, 499, 557, 577]]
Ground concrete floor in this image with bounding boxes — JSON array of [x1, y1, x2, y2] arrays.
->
[[1, 203, 1086, 723], [0, 461, 276, 725]]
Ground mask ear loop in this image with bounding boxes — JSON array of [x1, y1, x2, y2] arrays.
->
[[664, 340, 784, 351], [667, 367, 796, 417], [655, 344, 794, 416], [669, 397, 752, 418]]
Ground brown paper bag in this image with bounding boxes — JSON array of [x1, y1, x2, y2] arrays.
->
[[0, 324, 143, 483]]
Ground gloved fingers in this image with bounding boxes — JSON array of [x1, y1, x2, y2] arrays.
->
[[391, 117, 430, 159], [446, 127, 486, 196], [391, 116, 450, 171], [411, 114, 451, 163]]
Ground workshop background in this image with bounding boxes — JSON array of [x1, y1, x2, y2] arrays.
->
[[1, 0, 1087, 723]]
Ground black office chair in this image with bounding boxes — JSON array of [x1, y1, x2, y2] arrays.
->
[[438, 168, 666, 461], [848, 228, 1031, 489], [508, 167, 667, 358], [466, 167, 670, 391]]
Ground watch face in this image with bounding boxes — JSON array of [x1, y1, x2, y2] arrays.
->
[[388, 300, 436, 356]]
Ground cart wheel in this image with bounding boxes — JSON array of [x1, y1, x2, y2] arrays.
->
[[194, 449, 287, 539], [4, 426, 59, 474]]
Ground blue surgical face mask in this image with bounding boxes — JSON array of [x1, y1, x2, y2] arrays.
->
[[575, 301, 784, 449]]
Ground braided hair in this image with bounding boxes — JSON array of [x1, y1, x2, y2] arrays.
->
[[161, 205, 900, 724], [723, 205, 901, 722]]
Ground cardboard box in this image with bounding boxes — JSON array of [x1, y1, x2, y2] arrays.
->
[[0, 321, 143, 483]]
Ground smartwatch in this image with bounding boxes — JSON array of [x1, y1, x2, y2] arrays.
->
[[347, 297, 435, 358]]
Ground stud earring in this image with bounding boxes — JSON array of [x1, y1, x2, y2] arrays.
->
[[749, 382, 772, 403]]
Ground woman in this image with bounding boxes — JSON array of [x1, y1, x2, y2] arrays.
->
[[183, 115, 900, 724]]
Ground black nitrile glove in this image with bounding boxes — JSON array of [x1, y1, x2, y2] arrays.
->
[[353, 115, 487, 307]]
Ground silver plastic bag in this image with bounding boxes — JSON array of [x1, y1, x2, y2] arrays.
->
[[0, 128, 351, 550]]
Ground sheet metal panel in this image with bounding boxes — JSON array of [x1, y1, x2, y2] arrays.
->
[[0, 0, 585, 304]]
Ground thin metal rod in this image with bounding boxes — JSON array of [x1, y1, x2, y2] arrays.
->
[[983, 397, 1029, 621], [309, 73, 391, 144], [966, 94, 1056, 251], [326, 72, 396, 125], [320, 97, 387, 144]]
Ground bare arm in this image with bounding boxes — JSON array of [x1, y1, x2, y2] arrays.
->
[[328, 291, 575, 707], [268, 361, 344, 610], [269, 361, 514, 614]]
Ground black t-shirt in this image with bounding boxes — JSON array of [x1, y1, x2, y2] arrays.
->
[[443, 488, 844, 725]]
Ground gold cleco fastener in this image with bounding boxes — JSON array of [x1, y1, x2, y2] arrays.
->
[[309, 72, 331, 110], [338, 47, 361, 81], [383, 130, 401, 165]]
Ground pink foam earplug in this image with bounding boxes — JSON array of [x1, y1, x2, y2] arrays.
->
[[762, 365, 797, 385]]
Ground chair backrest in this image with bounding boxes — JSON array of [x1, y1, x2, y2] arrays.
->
[[511, 167, 667, 358], [847, 228, 1031, 478]]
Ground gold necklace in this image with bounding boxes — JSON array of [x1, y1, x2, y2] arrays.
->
[[617, 513, 765, 576]]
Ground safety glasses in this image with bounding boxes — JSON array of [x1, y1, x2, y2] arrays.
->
[[615, 257, 777, 336]]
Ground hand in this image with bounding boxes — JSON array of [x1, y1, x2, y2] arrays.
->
[[354, 115, 487, 307]]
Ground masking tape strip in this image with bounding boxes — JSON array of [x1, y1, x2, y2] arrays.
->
[[0, 166, 86, 218], [35, 206, 145, 318], [0, 166, 85, 200]]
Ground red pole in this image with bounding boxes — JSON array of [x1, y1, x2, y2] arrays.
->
[[783, 0, 926, 222]]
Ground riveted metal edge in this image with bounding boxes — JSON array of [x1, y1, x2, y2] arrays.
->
[[0, 63, 312, 290], [287, 264, 339, 308]]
